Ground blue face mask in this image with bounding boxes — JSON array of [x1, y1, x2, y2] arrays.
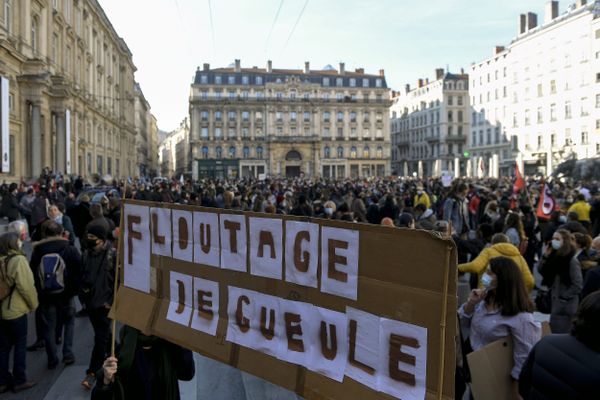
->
[[558, 215, 567, 224], [481, 272, 495, 289], [551, 239, 562, 250]]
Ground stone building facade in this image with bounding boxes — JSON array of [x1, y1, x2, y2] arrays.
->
[[0, 0, 143, 180], [189, 60, 391, 179], [390, 69, 470, 177], [158, 118, 189, 178]]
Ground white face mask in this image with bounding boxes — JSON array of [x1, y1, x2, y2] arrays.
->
[[324, 207, 333, 215], [551, 239, 562, 250], [558, 215, 567, 223], [481, 272, 495, 289]]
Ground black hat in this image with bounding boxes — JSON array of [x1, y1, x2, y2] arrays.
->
[[87, 224, 107, 241]]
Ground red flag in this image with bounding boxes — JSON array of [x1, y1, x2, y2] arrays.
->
[[536, 183, 558, 220], [511, 163, 525, 209]]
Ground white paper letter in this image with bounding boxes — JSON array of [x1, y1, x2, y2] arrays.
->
[[172, 210, 193, 262], [124, 204, 150, 293], [220, 214, 247, 272], [285, 221, 319, 288], [345, 307, 380, 388], [190, 277, 219, 336], [249, 217, 283, 279], [193, 211, 220, 268], [150, 207, 172, 257], [166, 271, 193, 327], [320, 227, 359, 300]]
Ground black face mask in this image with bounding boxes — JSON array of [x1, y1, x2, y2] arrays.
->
[[84, 238, 99, 249]]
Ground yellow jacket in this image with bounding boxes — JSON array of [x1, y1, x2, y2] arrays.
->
[[0, 252, 38, 320], [568, 201, 591, 222], [414, 193, 431, 209], [458, 243, 534, 293]]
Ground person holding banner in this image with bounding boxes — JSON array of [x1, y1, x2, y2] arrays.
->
[[91, 326, 195, 400], [459, 257, 540, 393]]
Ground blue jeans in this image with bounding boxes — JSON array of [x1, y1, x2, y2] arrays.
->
[[0, 314, 28, 386], [41, 298, 75, 365]]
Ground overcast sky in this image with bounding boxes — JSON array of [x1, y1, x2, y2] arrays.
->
[[99, 0, 549, 132]]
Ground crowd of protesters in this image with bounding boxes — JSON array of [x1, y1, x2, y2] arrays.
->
[[0, 168, 599, 398]]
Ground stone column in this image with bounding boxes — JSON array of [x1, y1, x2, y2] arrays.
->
[[56, 111, 66, 173], [31, 103, 42, 177], [418, 160, 423, 178], [454, 157, 460, 178], [466, 158, 472, 178], [546, 150, 553, 176], [403, 161, 408, 177], [492, 154, 499, 178]]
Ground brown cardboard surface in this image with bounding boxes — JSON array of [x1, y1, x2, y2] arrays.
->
[[467, 337, 513, 400], [112, 286, 159, 335], [114, 200, 458, 400]]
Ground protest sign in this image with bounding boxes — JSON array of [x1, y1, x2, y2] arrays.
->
[[114, 200, 457, 400]]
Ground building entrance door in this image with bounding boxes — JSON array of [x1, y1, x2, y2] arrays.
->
[[285, 166, 301, 177]]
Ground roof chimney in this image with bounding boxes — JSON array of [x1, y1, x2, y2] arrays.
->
[[203, 63, 210, 71], [545, 1, 559, 23], [425, 78, 429, 85], [494, 46, 505, 55], [234, 59, 241, 73], [304, 61, 310, 74], [355, 68, 364, 74], [418, 79, 424, 88], [576, 0, 587, 7], [526, 12, 538, 30], [379, 69, 385, 77], [460, 67, 464, 75], [405, 84, 410, 93], [435, 68, 444, 80], [339, 62, 345, 75], [267, 60, 272, 73], [519, 14, 527, 34]]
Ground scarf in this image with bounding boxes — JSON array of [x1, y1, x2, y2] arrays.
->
[[99, 326, 179, 400], [541, 250, 575, 287]]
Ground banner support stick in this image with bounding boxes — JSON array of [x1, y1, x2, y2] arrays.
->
[[111, 179, 128, 357]]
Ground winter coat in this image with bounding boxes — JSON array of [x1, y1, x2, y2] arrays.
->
[[539, 253, 583, 333], [0, 251, 38, 320], [458, 242, 534, 292], [1, 193, 21, 221], [581, 265, 600, 300], [415, 209, 437, 231], [567, 200, 591, 223], [519, 334, 600, 400], [30, 237, 81, 303], [80, 242, 116, 309], [443, 196, 469, 236]]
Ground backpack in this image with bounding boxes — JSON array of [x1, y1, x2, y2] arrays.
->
[[38, 253, 67, 294], [0, 254, 16, 301]]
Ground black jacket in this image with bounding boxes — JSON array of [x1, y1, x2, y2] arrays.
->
[[30, 237, 82, 302], [2, 192, 21, 221], [80, 242, 116, 309], [581, 266, 600, 300], [519, 334, 600, 400]]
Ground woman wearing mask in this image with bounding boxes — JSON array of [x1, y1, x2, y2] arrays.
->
[[538, 229, 583, 333], [323, 201, 336, 220], [0, 232, 38, 393], [48, 204, 76, 245], [572, 233, 597, 279], [459, 257, 540, 397]]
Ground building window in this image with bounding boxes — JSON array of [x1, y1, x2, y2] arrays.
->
[[362, 78, 369, 87], [201, 127, 208, 138], [52, 33, 58, 62], [336, 93, 343, 102], [227, 75, 235, 85], [582, 130, 589, 144], [323, 77, 330, 86], [243, 146, 249, 158], [323, 112, 330, 123], [336, 77, 343, 87], [241, 111, 249, 121], [337, 127, 343, 137], [241, 76, 249, 85], [228, 111, 236, 121], [324, 146, 330, 158], [349, 78, 356, 87], [256, 76, 263, 85], [256, 91, 264, 100], [97, 155, 103, 174], [215, 111, 222, 121], [324, 127, 330, 137], [256, 146, 263, 159], [550, 79, 556, 94], [242, 91, 248, 99], [550, 103, 556, 121], [375, 78, 382, 87], [537, 107, 543, 123], [447, 95, 453, 106], [376, 129, 382, 138], [228, 128, 236, 138], [31, 16, 38, 52], [200, 74, 208, 84], [337, 111, 343, 122], [457, 111, 463, 122], [376, 113, 383, 122], [215, 128, 222, 138], [337, 146, 344, 158], [565, 101, 572, 119], [350, 146, 357, 158], [303, 111, 310, 122], [4, 0, 11, 33], [201, 111, 208, 121], [524, 109, 530, 126], [216, 146, 222, 158], [228, 146, 236, 158], [363, 146, 370, 158], [241, 128, 249, 138], [215, 75, 222, 84], [202, 146, 209, 158], [290, 111, 297, 121], [228, 91, 235, 100], [581, 97, 588, 116], [376, 146, 383, 158], [201, 91, 208, 100], [276, 111, 283, 122], [215, 91, 222, 100]]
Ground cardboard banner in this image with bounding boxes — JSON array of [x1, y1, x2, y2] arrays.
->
[[115, 200, 457, 400]]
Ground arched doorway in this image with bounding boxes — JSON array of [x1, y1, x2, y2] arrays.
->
[[285, 150, 302, 177]]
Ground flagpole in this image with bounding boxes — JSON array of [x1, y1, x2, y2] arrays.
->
[[111, 178, 128, 357]]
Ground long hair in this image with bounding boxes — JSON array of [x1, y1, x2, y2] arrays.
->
[[504, 212, 526, 241], [572, 291, 600, 352], [0, 232, 21, 255], [554, 229, 575, 257], [486, 256, 533, 316]]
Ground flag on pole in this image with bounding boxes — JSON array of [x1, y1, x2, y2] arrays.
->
[[536, 182, 558, 220], [511, 162, 526, 209]]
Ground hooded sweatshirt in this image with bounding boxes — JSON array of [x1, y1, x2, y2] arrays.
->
[[458, 242, 534, 292]]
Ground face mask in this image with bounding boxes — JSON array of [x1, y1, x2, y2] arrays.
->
[[558, 216, 567, 223], [417, 191, 423, 195], [481, 272, 494, 289], [551, 239, 562, 250], [84, 238, 99, 249], [324, 207, 333, 215], [17, 240, 23, 250]]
